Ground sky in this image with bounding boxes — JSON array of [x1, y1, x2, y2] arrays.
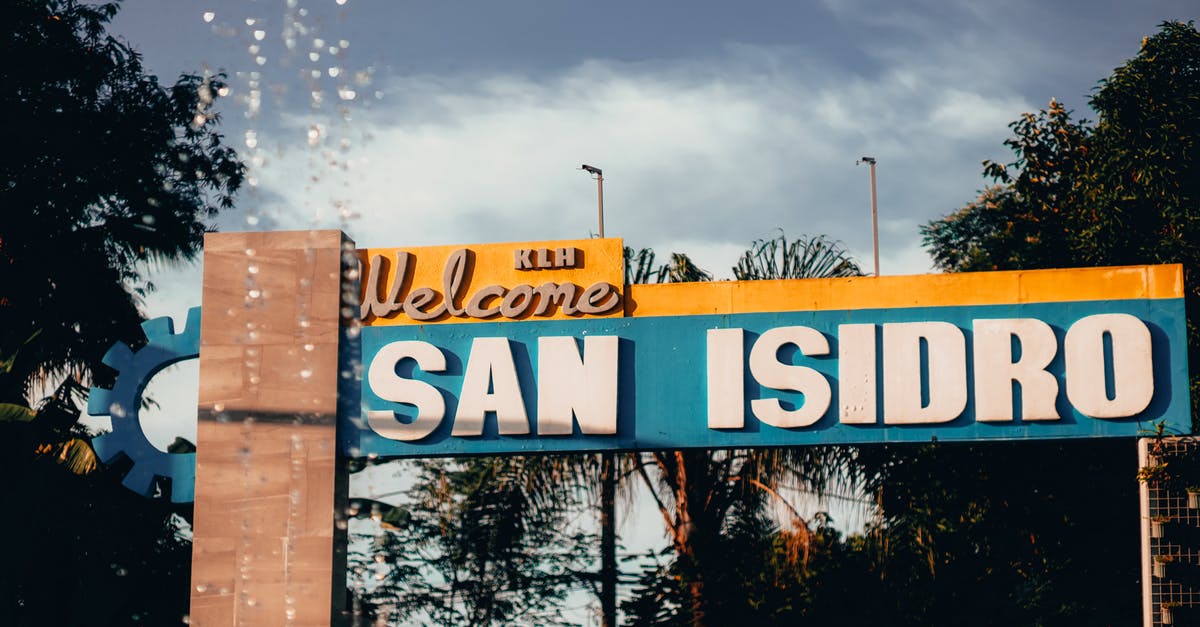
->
[[105, 0, 1195, 451], [108, 0, 1197, 290], [93, 2, 1196, 619]]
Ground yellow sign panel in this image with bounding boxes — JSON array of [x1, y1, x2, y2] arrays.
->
[[624, 264, 1184, 317], [359, 238, 625, 326]]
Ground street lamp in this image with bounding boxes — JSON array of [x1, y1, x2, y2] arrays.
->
[[581, 164, 604, 238], [856, 156, 880, 276]]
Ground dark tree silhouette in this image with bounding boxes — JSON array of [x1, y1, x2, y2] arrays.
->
[[0, 2, 243, 625], [0, 0, 244, 405]]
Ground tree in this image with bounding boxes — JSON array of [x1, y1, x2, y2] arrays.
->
[[0, 0, 244, 405], [923, 21, 1200, 421], [920, 100, 1090, 273], [733, 231, 861, 280], [891, 20, 1200, 625], [349, 456, 596, 626], [0, 1, 243, 624], [628, 233, 862, 627]]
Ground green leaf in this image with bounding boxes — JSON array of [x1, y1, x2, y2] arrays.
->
[[0, 403, 36, 423]]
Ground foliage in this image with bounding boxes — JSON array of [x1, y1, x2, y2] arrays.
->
[[0, 2, 242, 624], [623, 232, 862, 626], [0, 0, 244, 404], [923, 20, 1200, 427], [350, 456, 597, 626], [623, 512, 887, 626], [0, 390, 194, 625], [855, 440, 1141, 626], [733, 232, 862, 280], [901, 20, 1200, 625], [624, 247, 713, 284]]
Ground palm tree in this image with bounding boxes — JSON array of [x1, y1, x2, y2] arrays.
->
[[628, 232, 862, 626]]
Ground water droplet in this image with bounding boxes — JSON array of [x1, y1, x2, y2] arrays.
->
[[304, 343, 315, 352], [338, 88, 356, 101], [109, 403, 127, 418], [248, 289, 262, 299], [309, 51, 320, 62], [247, 265, 260, 274], [255, 56, 267, 66], [202, 12, 215, 22], [253, 29, 266, 41], [328, 67, 340, 77], [299, 369, 313, 379], [245, 18, 256, 26], [336, 0, 348, 5], [195, 583, 208, 593], [339, 39, 349, 48], [245, 248, 256, 257], [248, 44, 260, 55], [246, 215, 260, 226], [192, 113, 207, 126]]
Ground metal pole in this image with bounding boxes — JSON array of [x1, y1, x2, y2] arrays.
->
[[858, 156, 880, 276], [582, 164, 604, 238], [580, 164, 615, 627], [869, 160, 879, 277], [600, 454, 617, 627], [597, 172, 605, 238]]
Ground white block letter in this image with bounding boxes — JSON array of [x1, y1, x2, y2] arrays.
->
[[838, 324, 876, 424], [973, 318, 1060, 422], [536, 336, 619, 435], [707, 328, 745, 429], [453, 338, 530, 436], [883, 322, 967, 424], [366, 340, 447, 441], [748, 326, 831, 428], [1065, 313, 1154, 418]]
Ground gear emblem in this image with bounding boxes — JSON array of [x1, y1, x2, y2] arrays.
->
[[87, 307, 200, 503]]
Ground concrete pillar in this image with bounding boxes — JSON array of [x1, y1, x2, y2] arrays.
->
[[190, 230, 354, 626]]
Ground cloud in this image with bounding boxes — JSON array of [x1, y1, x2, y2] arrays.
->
[[246, 46, 1027, 277]]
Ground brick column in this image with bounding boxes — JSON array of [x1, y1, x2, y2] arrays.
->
[[190, 230, 354, 626]]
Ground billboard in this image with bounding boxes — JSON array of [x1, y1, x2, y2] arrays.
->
[[346, 238, 1189, 458]]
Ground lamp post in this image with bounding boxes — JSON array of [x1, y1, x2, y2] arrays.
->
[[581, 164, 604, 238], [857, 156, 880, 276], [580, 163, 616, 627]]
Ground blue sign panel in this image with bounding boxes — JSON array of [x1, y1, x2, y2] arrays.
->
[[343, 298, 1188, 458]]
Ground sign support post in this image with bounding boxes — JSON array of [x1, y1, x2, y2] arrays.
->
[[189, 230, 354, 626]]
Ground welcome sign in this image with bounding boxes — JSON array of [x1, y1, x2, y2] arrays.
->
[[345, 238, 1189, 458], [183, 230, 1188, 626]]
